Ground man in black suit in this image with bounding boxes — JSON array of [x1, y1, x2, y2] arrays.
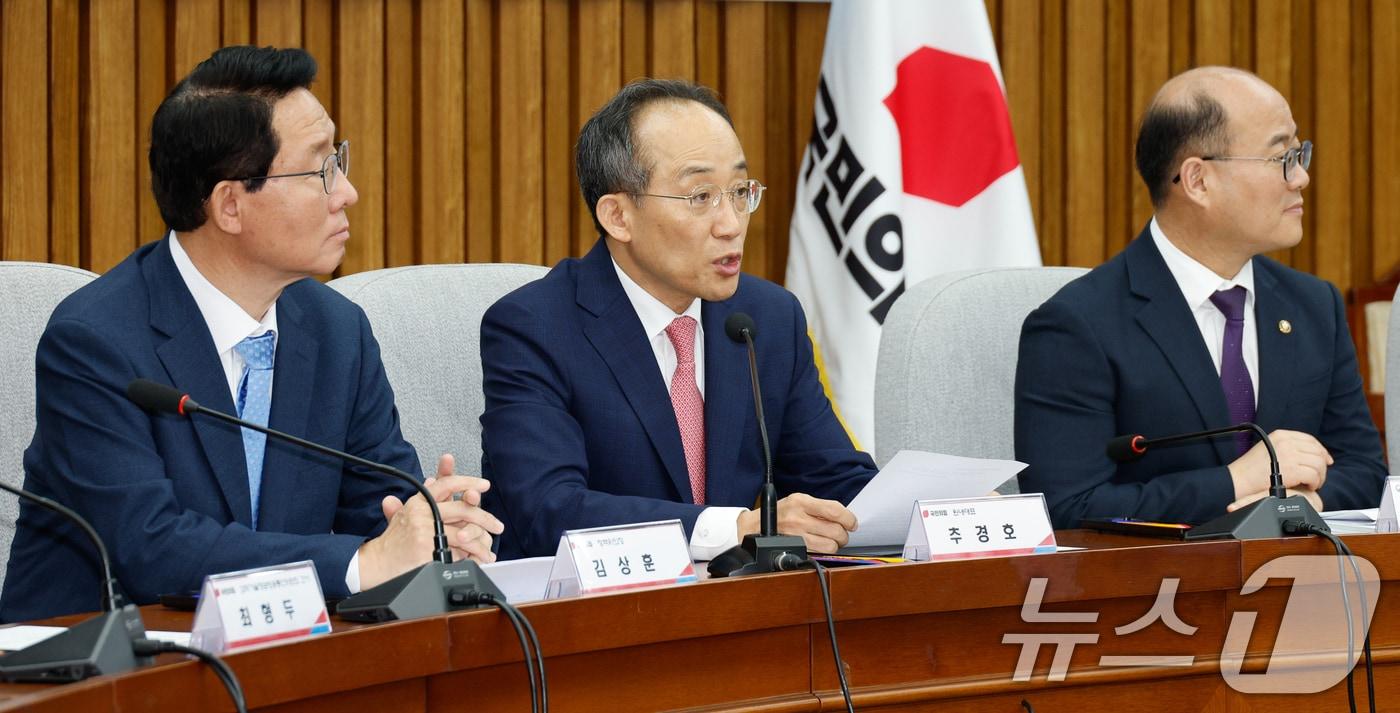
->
[[1015, 66, 1385, 529]]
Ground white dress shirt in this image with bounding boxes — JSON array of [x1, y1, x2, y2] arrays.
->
[[1150, 218, 1260, 403], [170, 233, 363, 592], [169, 232, 278, 400], [612, 259, 746, 560]]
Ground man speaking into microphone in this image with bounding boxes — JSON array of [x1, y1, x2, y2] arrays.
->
[[1015, 66, 1386, 529], [480, 79, 876, 560], [1, 46, 502, 621]]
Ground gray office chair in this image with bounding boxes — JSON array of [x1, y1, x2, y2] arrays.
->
[[874, 267, 1088, 492], [0, 262, 99, 595], [329, 263, 548, 476], [1384, 283, 1400, 467]]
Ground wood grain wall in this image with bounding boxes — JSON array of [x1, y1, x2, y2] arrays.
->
[[0, 0, 1395, 293]]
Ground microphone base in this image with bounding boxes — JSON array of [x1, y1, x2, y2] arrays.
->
[[1183, 495, 1330, 541], [0, 604, 151, 683], [336, 560, 505, 623], [707, 534, 810, 578]]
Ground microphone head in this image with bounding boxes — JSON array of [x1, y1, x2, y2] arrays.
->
[[1106, 434, 1147, 463], [126, 379, 198, 417], [724, 312, 757, 344]]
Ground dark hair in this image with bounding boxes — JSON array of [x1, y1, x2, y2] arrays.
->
[[149, 46, 318, 232], [1134, 91, 1230, 207], [575, 78, 734, 237]]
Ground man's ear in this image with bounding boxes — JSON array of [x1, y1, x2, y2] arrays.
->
[[207, 181, 244, 235], [596, 193, 632, 243], [1177, 158, 1211, 208]]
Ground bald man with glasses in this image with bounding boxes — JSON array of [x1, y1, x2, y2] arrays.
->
[[1014, 66, 1385, 529]]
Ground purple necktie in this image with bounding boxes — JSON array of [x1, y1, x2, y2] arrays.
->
[[1209, 286, 1255, 455]]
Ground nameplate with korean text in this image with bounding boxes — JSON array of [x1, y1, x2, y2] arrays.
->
[[545, 519, 697, 599], [189, 560, 331, 653], [903, 494, 1056, 561]]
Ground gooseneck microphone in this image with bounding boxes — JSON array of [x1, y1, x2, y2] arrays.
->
[[1107, 422, 1285, 500], [0, 483, 152, 682], [126, 378, 504, 622], [127, 378, 452, 562], [1104, 422, 1327, 540], [725, 313, 777, 536], [708, 313, 809, 577]]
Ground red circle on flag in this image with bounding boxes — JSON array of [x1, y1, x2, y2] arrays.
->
[[883, 46, 1020, 207]]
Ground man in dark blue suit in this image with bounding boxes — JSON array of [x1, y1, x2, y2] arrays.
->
[[1015, 67, 1386, 529], [481, 79, 876, 560], [1, 47, 501, 621]]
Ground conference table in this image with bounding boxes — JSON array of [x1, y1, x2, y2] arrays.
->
[[0, 531, 1395, 712]]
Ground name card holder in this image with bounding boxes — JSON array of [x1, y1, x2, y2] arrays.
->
[[190, 560, 332, 653], [1376, 476, 1400, 533], [545, 519, 697, 599], [903, 494, 1057, 562]]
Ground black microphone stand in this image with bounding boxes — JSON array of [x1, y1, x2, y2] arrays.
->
[[0, 482, 153, 682], [130, 381, 503, 622], [1118, 422, 1329, 540], [709, 318, 808, 577]]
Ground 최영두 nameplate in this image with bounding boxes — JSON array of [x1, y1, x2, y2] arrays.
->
[[903, 494, 1056, 561], [189, 560, 331, 653], [545, 519, 697, 599]]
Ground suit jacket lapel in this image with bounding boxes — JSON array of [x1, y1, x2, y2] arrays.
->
[[577, 240, 695, 503], [701, 298, 748, 506], [1251, 266, 1296, 431], [256, 288, 319, 534], [1126, 229, 1237, 465], [145, 238, 254, 527]]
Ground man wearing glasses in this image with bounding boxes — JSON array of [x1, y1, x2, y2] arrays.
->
[[1, 46, 501, 621], [1014, 66, 1385, 529], [480, 79, 876, 559]]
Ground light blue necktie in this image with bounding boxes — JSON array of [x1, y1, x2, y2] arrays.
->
[[233, 331, 276, 530]]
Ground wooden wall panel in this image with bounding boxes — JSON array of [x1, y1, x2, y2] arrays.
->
[[419, 0, 467, 264], [255, 0, 304, 48], [1373, 0, 1400, 281], [84, 0, 138, 273], [498, 0, 544, 265], [136, 0, 167, 245], [384, 0, 415, 267], [574, 0, 621, 258], [337, 0, 386, 275], [542, 0, 573, 266], [1, 0, 1397, 297], [464, 0, 494, 262], [48, 0, 79, 266], [1065, 0, 1105, 267], [3, 0, 49, 262]]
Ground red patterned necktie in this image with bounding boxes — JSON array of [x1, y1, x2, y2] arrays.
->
[[665, 316, 706, 504]]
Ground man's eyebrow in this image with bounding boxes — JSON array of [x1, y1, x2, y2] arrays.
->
[[676, 164, 715, 180], [1266, 131, 1294, 148]]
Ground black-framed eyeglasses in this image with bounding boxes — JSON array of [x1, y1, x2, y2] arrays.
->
[[635, 179, 766, 216], [1172, 140, 1312, 184], [229, 140, 350, 194]]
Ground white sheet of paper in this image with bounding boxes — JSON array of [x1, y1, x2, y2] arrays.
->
[[0, 625, 189, 652], [846, 450, 1028, 548], [481, 556, 556, 603], [1322, 507, 1379, 523]]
